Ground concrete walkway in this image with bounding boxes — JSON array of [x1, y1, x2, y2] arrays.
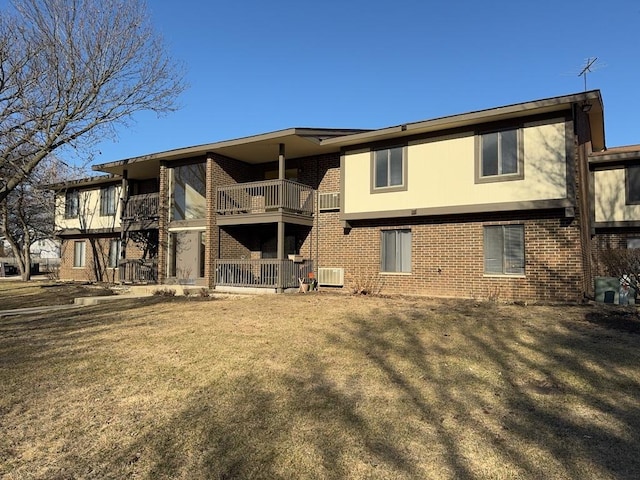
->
[[0, 292, 154, 318], [0, 303, 83, 318]]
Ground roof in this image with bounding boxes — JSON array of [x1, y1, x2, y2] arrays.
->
[[93, 90, 606, 178], [589, 144, 640, 166], [94, 128, 368, 177], [45, 174, 120, 191], [323, 90, 605, 149]]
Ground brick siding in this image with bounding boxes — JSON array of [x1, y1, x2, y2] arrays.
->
[[59, 235, 118, 282]]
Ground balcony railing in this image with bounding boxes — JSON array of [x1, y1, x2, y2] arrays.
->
[[215, 259, 314, 289], [123, 193, 160, 221], [119, 259, 158, 284], [216, 179, 314, 216]]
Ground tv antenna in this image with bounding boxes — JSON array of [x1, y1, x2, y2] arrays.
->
[[578, 57, 598, 91]]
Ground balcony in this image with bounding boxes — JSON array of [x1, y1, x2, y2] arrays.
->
[[122, 193, 160, 229], [119, 259, 158, 284], [215, 258, 314, 290], [216, 179, 314, 226]]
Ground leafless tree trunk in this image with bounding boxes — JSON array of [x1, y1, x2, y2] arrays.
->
[[0, 0, 185, 202]]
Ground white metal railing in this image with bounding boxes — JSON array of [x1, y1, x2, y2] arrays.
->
[[215, 258, 314, 289], [216, 179, 314, 216]]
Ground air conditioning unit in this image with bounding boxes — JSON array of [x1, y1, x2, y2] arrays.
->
[[318, 192, 340, 211], [318, 267, 344, 286]]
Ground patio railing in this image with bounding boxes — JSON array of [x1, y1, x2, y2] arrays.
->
[[215, 258, 314, 289], [216, 179, 314, 216], [123, 193, 160, 220], [119, 259, 158, 284]]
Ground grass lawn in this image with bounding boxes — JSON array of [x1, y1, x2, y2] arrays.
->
[[1, 283, 640, 479]]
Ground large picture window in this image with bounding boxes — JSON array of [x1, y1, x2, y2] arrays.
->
[[73, 241, 86, 267], [372, 146, 406, 191], [478, 129, 522, 181], [626, 165, 640, 205], [171, 162, 206, 221], [381, 229, 411, 273], [484, 225, 525, 275]]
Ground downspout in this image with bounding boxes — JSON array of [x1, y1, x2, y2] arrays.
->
[[315, 155, 320, 291]]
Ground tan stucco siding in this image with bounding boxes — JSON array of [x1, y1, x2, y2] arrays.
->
[[594, 168, 640, 222], [55, 186, 122, 231], [343, 119, 568, 214]]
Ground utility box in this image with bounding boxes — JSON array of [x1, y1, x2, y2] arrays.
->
[[595, 277, 636, 305], [595, 277, 620, 304]]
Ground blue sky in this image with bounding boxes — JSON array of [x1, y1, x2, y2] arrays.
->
[[89, 0, 639, 164]]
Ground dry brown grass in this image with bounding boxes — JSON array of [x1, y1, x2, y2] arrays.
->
[[1, 288, 640, 479], [0, 280, 113, 310]]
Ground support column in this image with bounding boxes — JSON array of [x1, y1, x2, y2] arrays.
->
[[119, 169, 129, 282], [157, 162, 169, 284], [277, 143, 285, 292], [278, 143, 286, 181], [205, 153, 217, 288]]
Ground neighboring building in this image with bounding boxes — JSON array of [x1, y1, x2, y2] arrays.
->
[[30, 238, 60, 259], [590, 145, 640, 270], [50, 90, 635, 301]]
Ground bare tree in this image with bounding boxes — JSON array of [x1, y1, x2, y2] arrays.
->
[[0, 158, 69, 280], [0, 0, 185, 202]]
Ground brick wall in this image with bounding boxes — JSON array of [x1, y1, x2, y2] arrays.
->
[[157, 162, 169, 283], [59, 235, 119, 282], [205, 153, 254, 287], [311, 211, 585, 302], [291, 150, 587, 301], [192, 147, 589, 302]]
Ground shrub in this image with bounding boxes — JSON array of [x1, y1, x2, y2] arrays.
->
[[153, 288, 176, 297]]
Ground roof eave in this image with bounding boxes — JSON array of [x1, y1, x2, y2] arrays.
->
[[322, 90, 604, 148]]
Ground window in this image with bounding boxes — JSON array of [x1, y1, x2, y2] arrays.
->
[[626, 165, 640, 205], [100, 185, 118, 216], [628, 238, 640, 249], [73, 241, 86, 267], [199, 232, 206, 278], [484, 225, 525, 275], [168, 233, 179, 277], [478, 129, 522, 181], [65, 190, 79, 218], [372, 146, 406, 191], [171, 162, 206, 221], [381, 229, 411, 273], [108, 239, 120, 268]]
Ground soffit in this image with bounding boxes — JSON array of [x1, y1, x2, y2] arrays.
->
[[94, 128, 367, 178]]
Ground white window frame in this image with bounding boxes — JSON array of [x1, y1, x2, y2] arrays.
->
[[73, 241, 86, 268]]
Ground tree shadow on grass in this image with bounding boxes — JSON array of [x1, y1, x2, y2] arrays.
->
[[0, 297, 168, 368], [8, 298, 640, 479], [584, 306, 640, 334]]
